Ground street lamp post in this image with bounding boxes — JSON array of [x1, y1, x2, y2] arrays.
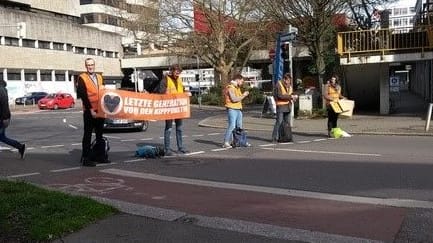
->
[[196, 55, 202, 108]]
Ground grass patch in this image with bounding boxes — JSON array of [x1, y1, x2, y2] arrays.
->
[[0, 179, 118, 241]]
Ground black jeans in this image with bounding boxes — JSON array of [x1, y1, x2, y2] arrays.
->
[[0, 123, 22, 150], [82, 110, 105, 158], [327, 106, 339, 132]]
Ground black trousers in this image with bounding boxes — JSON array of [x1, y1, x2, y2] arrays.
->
[[327, 106, 339, 132], [82, 110, 105, 158]]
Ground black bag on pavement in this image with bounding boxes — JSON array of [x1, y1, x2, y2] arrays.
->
[[231, 127, 248, 148], [278, 121, 293, 143], [89, 137, 110, 163]]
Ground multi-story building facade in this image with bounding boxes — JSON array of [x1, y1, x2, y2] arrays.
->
[[386, 0, 416, 28], [0, 0, 123, 100]]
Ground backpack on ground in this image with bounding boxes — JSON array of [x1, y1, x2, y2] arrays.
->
[[89, 137, 110, 163], [135, 145, 165, 158], [231, 127, 249, 148], [278, 121, 293, 142]]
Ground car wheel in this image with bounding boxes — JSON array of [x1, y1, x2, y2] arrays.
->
[[139, 121, 149, 132], [53, 104, 59, 110]]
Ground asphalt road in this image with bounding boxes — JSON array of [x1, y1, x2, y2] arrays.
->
[[2, 107, 433, 242]]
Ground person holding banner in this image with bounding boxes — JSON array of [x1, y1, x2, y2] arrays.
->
[[77, 58, 108, 166], [222, 74, 250, 148], [159, 64, 190, 156], [271, 73, 297, 142], [323, 74, 346, 137]]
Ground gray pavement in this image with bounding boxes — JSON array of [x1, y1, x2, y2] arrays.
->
[[9, 103, 433, 242]]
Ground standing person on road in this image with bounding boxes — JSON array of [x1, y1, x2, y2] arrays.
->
[[222, 74, 250, 148], [0, 79, 25, 158], [158, 64, 190, 156], [76, 58, 108, 166], [271, 73, 297, 142], [323, 74, 346, 137]]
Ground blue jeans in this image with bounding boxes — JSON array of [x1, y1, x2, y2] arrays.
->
[[164, 119, 184, 151], [224, 108, 243, 143], [272, 111, 290, 140], [0, 124, 21, 150]]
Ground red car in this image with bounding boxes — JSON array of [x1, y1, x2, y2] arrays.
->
[[38, 93, 75, 110]]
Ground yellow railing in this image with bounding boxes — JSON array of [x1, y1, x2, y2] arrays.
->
[[337, 26, 433, 57]]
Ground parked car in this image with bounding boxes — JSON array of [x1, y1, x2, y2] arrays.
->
[[38, 93, 75, 110], [103, 119, 149, 132], [15, 92, 48, 105]]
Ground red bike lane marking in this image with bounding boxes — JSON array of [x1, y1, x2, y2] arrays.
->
[[39, 169, 405, 242]]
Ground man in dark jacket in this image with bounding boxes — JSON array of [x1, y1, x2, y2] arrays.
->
[[0, 79, 25, 158]]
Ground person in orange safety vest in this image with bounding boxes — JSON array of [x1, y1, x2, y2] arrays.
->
[[323, 74, 346, 137], [76, 58, 109, 166]]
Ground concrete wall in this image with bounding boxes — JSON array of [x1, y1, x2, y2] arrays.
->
[[28, 0, 80, 17], [412, 60, 433, 102]]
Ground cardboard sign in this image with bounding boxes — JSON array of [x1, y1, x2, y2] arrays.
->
[[96, 89, 190, 120], [330, 99, 355, 117]]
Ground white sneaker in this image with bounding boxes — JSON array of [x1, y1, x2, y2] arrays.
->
[[222, 142, 232, 148], [245, 142, 252, 147]]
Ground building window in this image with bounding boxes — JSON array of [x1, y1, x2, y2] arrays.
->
[[55, 73, 66, 81], [39, 40, 51, 49], [87, 48, 96, 55], [66, 44, 73, 51], [4, 37, 19, 46], [75, 47, 85, 54], [22, 39, 36, 48], [53, 42, 64, 51], [40, 71, 52, 81], [24, 72, 37, 81], [7, 72, 21, 81]]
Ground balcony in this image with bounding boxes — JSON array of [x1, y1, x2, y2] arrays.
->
[[337, 26, 433, 61]]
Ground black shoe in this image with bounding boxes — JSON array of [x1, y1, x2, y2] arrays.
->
[[18, 144, 25, 159], [99, 158, 111, 164], [81, 157, 96, 167], [178, 148, 189, 154]]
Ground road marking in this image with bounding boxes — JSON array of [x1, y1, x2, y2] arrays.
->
[[261, 147, 381, 157], [313, 138, 327, 142], [159, 136, 164, 139], [185, 151, 205, 156], [211, 148, 230, 151], [96, 162, 117, 167], [297, 140, 311, 144], [71, 143, 81, 146], [104, 135, 121, 139], [41, 145, 64, 149], [140, 138, 153, 141], [277, 142, 294, 145], [101, 168, 433, 209], [259, 144, 275, 147], [7, 172, 40, 178], [121, 139, 137, 142], [208, 133, 220, 136], [192, 134, 204, 137], [68, 124, 78, 129], [124, 158, 147, 163], [51, 167, 81, 172]]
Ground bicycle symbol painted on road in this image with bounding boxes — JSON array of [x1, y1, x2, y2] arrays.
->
[[49, 177, 134, 195]]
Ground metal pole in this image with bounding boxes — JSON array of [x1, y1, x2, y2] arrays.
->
[[133, 67, 138, 93], [289, 25, 295, 127], [425, 103, 433, 131], [196, 55, 202, 108]]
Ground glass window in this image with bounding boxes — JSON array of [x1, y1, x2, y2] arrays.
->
[[87, 48, 96, 55], [40, 71, 52, 81], [4, 37, 19, 46], [75, 47, 85, 54], [24, 72, 37, 81], [55, 73, 66, 81], [39, 40, 51, 49], [7, 72, 21, 81], [22, 39, 36, 48], [66, 44, 73, 51], [53, 42, 64, 50]]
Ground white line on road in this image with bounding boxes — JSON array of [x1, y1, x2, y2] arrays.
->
[[51, 167, 81, 172], [7, 172, 40, 178], [104, 135, 121, 139], [192, 134, 204, 137], [41, 145, 64, 149], [71, 143, 81, 146], [211, 148, 230, 151], [297, 140, 311, 144], [313, 138, 327, 142], [261, 147, 381, 157], [100, 168, 433, 209], [185, 151, 205, 156], [259, 144, 276, 147], [207, 133, 220, 136], [68, 124, 78, 129], [140, 138, 154, 141], [124, 158, 147, 163], [121, 139, 137, 142]]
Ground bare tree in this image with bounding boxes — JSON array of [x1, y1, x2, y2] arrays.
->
[[257, 0, 346, 92], [345, 0, 398, 30], [158, 0, 274, 85]]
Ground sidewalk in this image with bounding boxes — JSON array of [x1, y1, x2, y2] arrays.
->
[[199, 110, 433, 136]]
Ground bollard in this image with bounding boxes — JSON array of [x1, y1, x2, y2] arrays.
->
[[425, 103, 433, 131]]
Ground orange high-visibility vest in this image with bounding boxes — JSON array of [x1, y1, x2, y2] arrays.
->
[[166, 76, 184, 94], [326, 84, 341, 105], [224, 84, 243, 109], [275, 80, 293, 106], [79, 73, 104, 111]]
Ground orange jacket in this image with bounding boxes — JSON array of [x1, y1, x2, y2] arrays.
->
[[77, 73, 104, 111]]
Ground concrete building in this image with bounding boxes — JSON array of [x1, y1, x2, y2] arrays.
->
[[0, 0, 123, 101], [385, 0, 416, 28]]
